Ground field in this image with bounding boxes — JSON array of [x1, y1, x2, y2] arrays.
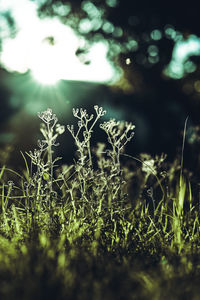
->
[[0, 106, 200, 300]]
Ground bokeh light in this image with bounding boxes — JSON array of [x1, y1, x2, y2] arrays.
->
[[164, 35, 200, 79]]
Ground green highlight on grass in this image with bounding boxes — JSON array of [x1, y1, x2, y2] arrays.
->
[[0, 107, 199, 300]]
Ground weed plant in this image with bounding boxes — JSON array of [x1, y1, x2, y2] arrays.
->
[[0, 107, 200, 300]]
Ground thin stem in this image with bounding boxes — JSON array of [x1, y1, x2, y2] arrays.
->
[[47, 122, 53, 193], [180, 116, 189, 187]]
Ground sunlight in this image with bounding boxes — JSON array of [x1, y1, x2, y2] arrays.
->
[[0, 0, 121, 85], [30, 41, 61, 85]]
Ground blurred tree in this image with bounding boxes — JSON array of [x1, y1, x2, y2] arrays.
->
[[32, 0, 200, 100], [1, 0, 199, 99], [0, 10, 17, 51]]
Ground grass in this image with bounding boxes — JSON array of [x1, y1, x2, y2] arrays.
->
[[0, 106, 200, 300]]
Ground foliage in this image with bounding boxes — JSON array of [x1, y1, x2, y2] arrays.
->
[[0, 107, 200, 299]]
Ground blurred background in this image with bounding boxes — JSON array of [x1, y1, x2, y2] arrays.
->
[[0, 0, 200, 172]]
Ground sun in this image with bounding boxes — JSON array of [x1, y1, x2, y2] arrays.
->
[[30, 38, 61, 85]]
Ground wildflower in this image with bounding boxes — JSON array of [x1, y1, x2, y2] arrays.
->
[[142, 158, 157, 176], [56, 124, 65, 135], [38, 108, 58, 127]]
